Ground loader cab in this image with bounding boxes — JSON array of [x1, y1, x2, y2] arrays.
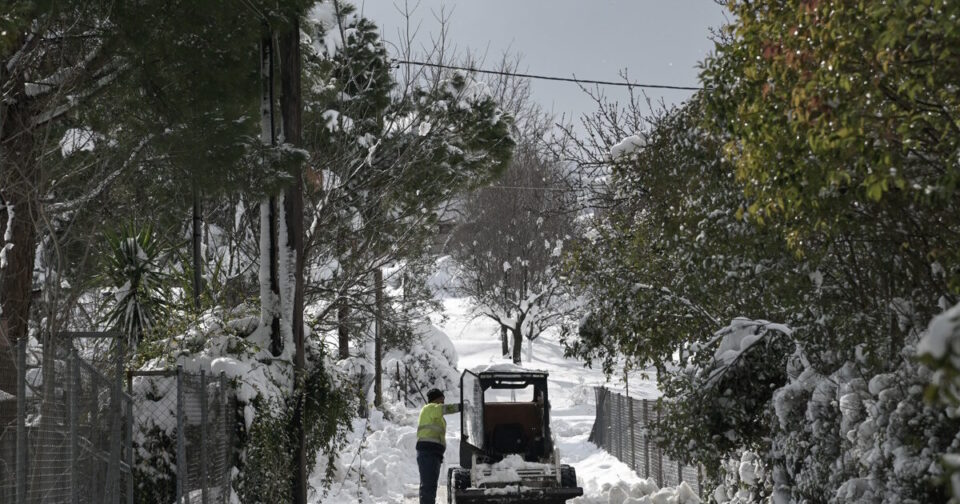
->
[[459, 367, 553, 468]]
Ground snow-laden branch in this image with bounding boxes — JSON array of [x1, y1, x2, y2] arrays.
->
[[47, 134, 153, 214], [633, 282, 720, 327], [29, 59, 126, 127], [699, 318, 793, 386], [0, 202, 14, 270], [4, 33, 38, 74]]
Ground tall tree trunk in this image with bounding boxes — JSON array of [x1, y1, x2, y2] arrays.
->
[[192, 188, 203, 310], [500, 325, 509, 357], [337, 225, 350, 359], [279, 17, 306, 504], [258, 28, 283, 356], [337, 298, 350, 359], [0, 88, 37, 396], [374, 267, 383, 407], [511, 326, 523, 364]]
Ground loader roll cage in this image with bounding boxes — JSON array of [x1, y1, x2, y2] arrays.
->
[[459, 369, 553, 469]]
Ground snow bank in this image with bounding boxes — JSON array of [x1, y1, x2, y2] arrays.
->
[[312, 409, 424, 503], [572, 480, 700, 504]]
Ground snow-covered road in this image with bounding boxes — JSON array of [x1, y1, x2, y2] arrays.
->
[[316, 297, 677, 504]]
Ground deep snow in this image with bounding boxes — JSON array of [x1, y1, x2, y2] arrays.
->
[[313, 296, 691, 504]]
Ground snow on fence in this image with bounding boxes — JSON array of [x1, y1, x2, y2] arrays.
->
[[589, 387, 704, 496], [129, 366, 235, 504], [0, 334, 135, 504]]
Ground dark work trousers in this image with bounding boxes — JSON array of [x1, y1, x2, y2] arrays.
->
[[416, 441, 444, 504]]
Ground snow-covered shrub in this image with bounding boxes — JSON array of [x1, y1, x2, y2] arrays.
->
[[383, 322, 459, 402], [131, 305, 353, 502], [661, 314, 960, 503], [130, 375, 178, 504], [917, 300, 960, 501], [710, 452, 767, 504], [235, 354, 353, 502], [658, 318, 794, 484], [767, 343, 955, 503]]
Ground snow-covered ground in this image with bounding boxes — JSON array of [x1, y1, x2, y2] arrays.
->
[[313, 296, 696, 504]]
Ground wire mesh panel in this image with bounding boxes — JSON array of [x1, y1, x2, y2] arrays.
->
[[0, 340, 22, 503], [0, 335, 133, 504], [131, 368, 234, 504], [588, 387, 705, 496], [130, 371, 178, 504]]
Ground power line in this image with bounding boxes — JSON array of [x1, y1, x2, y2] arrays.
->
[[392, 59, 702, 91]]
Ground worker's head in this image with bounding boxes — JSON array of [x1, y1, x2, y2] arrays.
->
[[427, 388, 444, 404]]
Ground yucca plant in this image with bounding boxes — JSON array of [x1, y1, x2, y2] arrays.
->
[[100, 223, 169, 348]]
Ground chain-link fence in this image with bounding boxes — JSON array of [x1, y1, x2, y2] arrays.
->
[[0, 334, 134, 504], [589, 387, 704, 496], [129, 366, 235, 504]]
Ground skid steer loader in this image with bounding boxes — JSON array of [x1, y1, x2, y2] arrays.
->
[[447, 366, 583, 504]]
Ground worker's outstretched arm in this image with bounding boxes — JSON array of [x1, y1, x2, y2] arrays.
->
[[443, 403, 461, 414]]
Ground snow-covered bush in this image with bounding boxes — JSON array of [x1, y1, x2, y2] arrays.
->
[[131, 305, 353, 502], [658, 319, 794, 481], [383, 321, 460, 402], [917, 300, 960, 501], [237, 354, 353, 503], [661, 314, 960, 503], [710, 452, 767, 504], [765, 342, 956, 503], [130, 376, 178, 504]]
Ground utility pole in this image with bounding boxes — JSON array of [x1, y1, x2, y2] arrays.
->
[[279, 14, 307, 504], [259, 26, 282, 356]]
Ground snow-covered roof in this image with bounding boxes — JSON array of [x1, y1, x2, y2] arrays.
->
[[469, 363, 548, 375]]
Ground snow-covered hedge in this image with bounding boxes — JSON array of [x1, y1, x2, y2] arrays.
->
[[660, 315, 960, 503]]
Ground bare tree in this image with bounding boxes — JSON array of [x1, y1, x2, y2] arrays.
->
[[451, 126, 578, 364]]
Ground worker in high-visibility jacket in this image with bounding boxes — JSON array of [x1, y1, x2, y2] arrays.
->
[[416, 388, 461, 504]]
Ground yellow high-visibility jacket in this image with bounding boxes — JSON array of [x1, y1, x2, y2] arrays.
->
[[416, 403, 461, 446]]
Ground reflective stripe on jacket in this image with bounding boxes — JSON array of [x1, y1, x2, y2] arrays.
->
[[416, 403, 460, 446]]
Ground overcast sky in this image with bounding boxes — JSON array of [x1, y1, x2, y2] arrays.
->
[[359, 0, 729, 124]]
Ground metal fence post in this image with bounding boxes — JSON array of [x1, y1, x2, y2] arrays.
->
[[656, 407, 663, 488], [601, 388, 608, 448], [200, 370, 209, 504], [176, 366, 186, 504], [629, 397, 636, 471], [698, 465, 703, 498], [109, 347, 124, 504], [126, 394, 134, 504], [16, 337, 27, 503], [642, 399, 650, 480], [68, 351, 79, 504], [220, 372, 230, 501]]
